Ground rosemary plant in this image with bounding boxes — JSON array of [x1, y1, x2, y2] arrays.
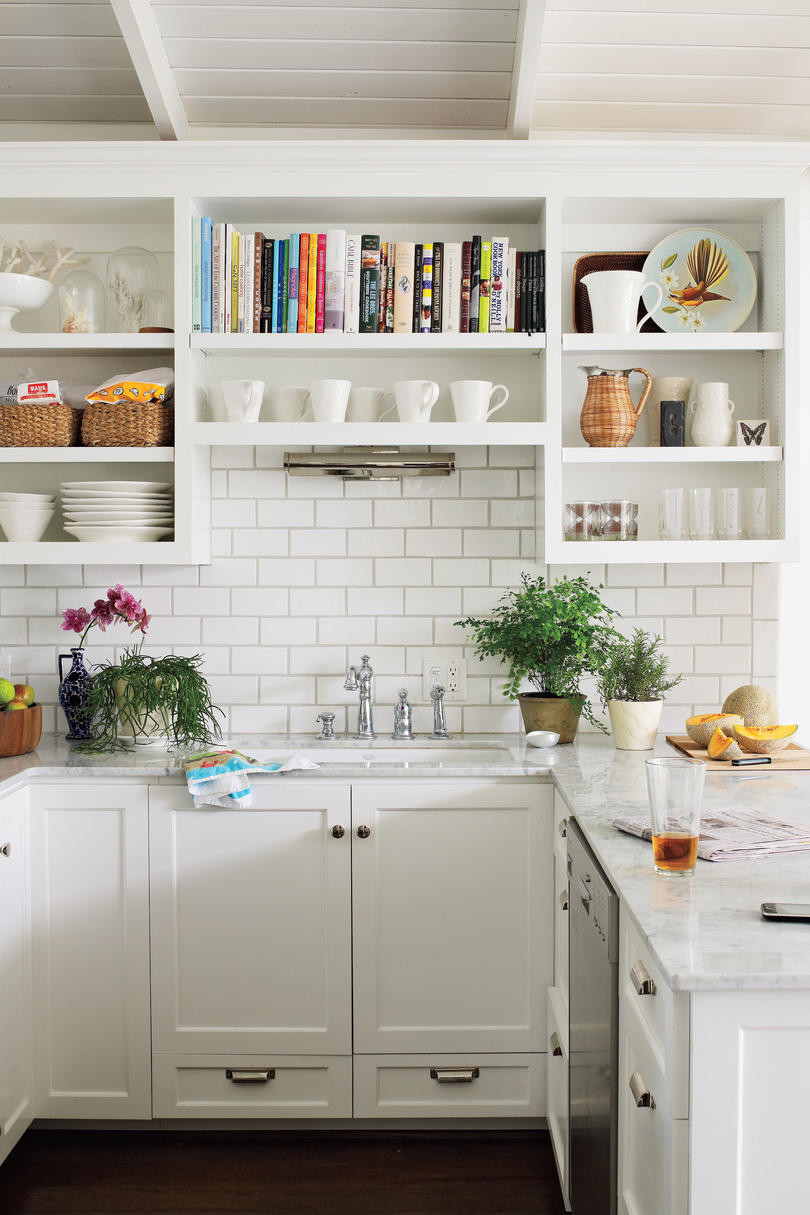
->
[[78, 647, 223, 752], [597, 629, 682, 708]]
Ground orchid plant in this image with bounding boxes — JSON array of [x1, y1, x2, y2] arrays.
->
[[61, 584, 150, 648]]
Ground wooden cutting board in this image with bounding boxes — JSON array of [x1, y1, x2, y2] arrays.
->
[[667, 735, 810, 770]]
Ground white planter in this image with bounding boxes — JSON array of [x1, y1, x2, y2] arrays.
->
[[608, 699, 663, 751]]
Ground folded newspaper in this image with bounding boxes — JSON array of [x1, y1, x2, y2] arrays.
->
[[613, 808, 810, 863]]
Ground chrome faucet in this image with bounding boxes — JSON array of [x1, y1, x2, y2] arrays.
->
[[430, 684, 451, 739], [344, 654, 376, 740], [392, 689, 415, 740]]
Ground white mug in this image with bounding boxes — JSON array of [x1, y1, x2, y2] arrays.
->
[[390, 380, 440, 424], [221, 379, 265, 423], [268, 385, 308, 423], [347, 387, 395, 423], [304, 378, 352, 423], [581, 270, 664, 334], [449, 380, 509, 424]]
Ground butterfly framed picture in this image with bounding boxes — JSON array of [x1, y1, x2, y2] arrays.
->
[[736, 419, 770, 448]]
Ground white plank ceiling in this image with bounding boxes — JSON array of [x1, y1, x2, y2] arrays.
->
[[2, 0, 810, 139]]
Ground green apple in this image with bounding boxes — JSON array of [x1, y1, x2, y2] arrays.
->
[[13, 684, 34, 707], [0, 678, 15, 706], [4, 699, 27, 711]]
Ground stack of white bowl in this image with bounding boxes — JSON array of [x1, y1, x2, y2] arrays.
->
[[0, 490, 56, 542], [60, 481, 174, 543]]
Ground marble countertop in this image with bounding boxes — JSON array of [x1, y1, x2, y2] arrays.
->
[[3, 732, 810, 993]]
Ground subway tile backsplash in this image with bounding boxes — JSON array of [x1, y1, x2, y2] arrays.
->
[[5, 445, 779, 738]]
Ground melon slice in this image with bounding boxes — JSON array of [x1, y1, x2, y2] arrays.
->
[[707, 726, 744, 761], [733, 724, 798, 754], [685, 712, 744, 748]]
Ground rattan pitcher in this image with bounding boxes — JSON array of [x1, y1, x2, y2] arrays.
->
[[579, 365, 652, 448]]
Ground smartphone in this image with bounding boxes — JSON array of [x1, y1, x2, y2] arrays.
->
[[761, 902, 810, 922]]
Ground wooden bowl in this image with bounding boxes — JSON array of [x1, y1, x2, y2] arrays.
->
[[0, 703, 42, 758]]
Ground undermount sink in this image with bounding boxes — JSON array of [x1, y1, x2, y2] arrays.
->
[[255, 746, 511, 766]]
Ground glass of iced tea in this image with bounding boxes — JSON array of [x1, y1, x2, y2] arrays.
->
[[645, 757, 705, 876]]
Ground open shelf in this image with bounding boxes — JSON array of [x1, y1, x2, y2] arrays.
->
[[0, 540, 183, 565], [189, 422, 549, 447], [193, 333, 545, 356], [552, 539, 788, 563], [0, 333, 175, 355], [0, 447, 175, 463], [562, 333, 783, 353], [562, 446, 782, 464]]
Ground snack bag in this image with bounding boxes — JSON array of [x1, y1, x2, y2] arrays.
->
[[85, 366, 174, 405]]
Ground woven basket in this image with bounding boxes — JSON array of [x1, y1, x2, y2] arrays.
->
[[573, 252, 662, 334], [0, 403, 81, 447], [580, 368, 652, 448], [81, 400, 174, 448]]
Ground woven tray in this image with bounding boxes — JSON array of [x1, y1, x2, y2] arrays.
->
[[0, 403, 81, 447], [573, 252, 663, 334], [667, 735, 810, 770], [82, 400, 174, 448]]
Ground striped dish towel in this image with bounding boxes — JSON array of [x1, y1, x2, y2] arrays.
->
[[184, 749, 319, 808]]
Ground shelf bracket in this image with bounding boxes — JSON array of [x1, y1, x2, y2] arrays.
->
[[110, 0, 190, 140], [507, 0, 548, 139]]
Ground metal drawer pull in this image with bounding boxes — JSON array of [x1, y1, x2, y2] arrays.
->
[[550, 1032, 563, 1057], [357, 824, 371, 839], [0, 843, 10, 857], [559, 890, 569, 911], [225, 1068, 275, 1084], [429, 1067, 479, 1084], [630, 961, 657, 996], [558, 818, 567, 838], [331, 825, 345, 839], [629, 1070, 655, 1109]]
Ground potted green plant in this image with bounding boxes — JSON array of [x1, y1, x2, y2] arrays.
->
[[597, 629, 682, 751], [455, 572, 619, 741]]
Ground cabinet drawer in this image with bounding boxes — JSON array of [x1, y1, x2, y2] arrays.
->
[[620, 910, 688, 1116], [554, 850, 569, 1003], [354, 1054, 544, 1119], [546, 988, 570, 1210], [152, 1054, 352, 1118]]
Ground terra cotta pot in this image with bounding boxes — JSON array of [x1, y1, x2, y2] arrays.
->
[[518, 693, 581, 743]]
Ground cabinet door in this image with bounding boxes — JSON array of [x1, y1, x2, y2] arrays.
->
[[149, 782, 351, 1056], [0, 789, 34, 1165], [546, 987, 571, 1211], [29, 783, 151, 1119], [352, 780, 552, 1054]]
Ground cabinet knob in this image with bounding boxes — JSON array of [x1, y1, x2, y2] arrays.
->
[[331, 825, 345, 839], [357, 825, 371, 839], [0, 843, 10, 857], [629, 1070, 656, 1109], [558, 890, 569, 911], [558, 818, 567, 838], [429, 1067, 479, 1084], [630, 961, 656, 996], [550, 1032, 563, 1057]]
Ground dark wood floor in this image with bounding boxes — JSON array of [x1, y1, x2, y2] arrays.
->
[[0, 1129, 565, 1215]]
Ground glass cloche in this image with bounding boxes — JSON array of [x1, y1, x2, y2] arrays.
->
[[58, 268, 105, 334], [106, 246, 159, 333]]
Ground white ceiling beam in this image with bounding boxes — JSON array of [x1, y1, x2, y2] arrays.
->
[[110, 0, 190, 140], [507, 0, 547, 138]]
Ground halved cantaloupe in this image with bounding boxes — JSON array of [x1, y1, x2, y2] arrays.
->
[[707, 726, 744, 761], [732, 724, 798, 755], [686, 712, 744, 749]]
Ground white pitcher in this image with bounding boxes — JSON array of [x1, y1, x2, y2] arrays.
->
[[689, 382, 736, 447], [581, 270, 664, 334]]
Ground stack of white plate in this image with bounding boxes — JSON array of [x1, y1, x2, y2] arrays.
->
[[0, 490, 56, 542], [60, 481, 174, 543]]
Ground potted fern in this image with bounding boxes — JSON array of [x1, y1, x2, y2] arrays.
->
[[455, 572, 619, 741], [597, 629, 682, 751]]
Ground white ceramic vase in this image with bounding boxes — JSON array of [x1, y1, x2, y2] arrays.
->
[[608, 699, 663, 751]]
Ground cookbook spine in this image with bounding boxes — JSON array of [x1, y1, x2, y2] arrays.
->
[[460, 239, 472, 333], [431, 241, 443, 332], [191, 215, 201, 333], [393, 241, 415, 334], [230, 228, 240, 334], [297, 233, 309, 333], [477, 239, 491, 334], [211, 222, 223, 333], [343, 233, 361, 334], [237, 232, 246, 333], [201, 217, 212, 333], [489, 236, 509, 332], [537, 249, 545, 332], [281, 238, 289, 333], [315, 233, 326, 333], [420, 243, 433, 334], [442, 241, 461, 334], [286, 234, 299, 333], [359, 235, 381, 334], [385, 262, 395, 332], [377, 241, 388, 332], [324, 229, 346, 331], [306, 233, 317, 333], [260, 238, 274, 334], [412, 243, 423, 332], [252, 231, 264, 334], [469, 235, 481, 333]]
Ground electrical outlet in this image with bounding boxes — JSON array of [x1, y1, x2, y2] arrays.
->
[[422, 658, 467, 702]]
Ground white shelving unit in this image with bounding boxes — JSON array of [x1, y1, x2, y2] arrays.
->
[[0, 142, 804, 564]]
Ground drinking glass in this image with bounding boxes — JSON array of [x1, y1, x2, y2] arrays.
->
[[744, 487, 769, 540], [688, 488, 713, 541], [658, 488, 684, 541], [600, 500, 638, 541], [564, 501, 600, 541], [645, 757, 705, 876], [715, 487, 741, 541]]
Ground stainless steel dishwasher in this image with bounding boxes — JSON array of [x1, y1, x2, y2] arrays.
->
[[567, 818, 619, 1215]]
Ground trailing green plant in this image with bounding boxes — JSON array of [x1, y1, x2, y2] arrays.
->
[[597, 629, 682, 708], [455, 572, 620, 730], [78, 647, 223, 753]]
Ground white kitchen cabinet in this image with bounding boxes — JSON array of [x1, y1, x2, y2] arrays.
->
[[354, 1054, 544, 1119], [545, 987, 571, 1211], [28, 783, 151, 1118], [351, 780, 552, 1055], [149, 782, 352, 1057], [153, 1054, 352, 1120], [0, 788, 34, 1165]]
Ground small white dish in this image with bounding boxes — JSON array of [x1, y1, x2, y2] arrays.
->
[[61, 480, 169, 493], [0, 491, 55, 504], [525, 730, 561, 748], [64, 524, 174, 542], [0, 505, 54, 542]]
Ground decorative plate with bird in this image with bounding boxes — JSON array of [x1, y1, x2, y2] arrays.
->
[[642, 227, 757, 333]]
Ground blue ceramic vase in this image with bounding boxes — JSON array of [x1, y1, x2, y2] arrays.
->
[[58, 648, 92, 741]]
